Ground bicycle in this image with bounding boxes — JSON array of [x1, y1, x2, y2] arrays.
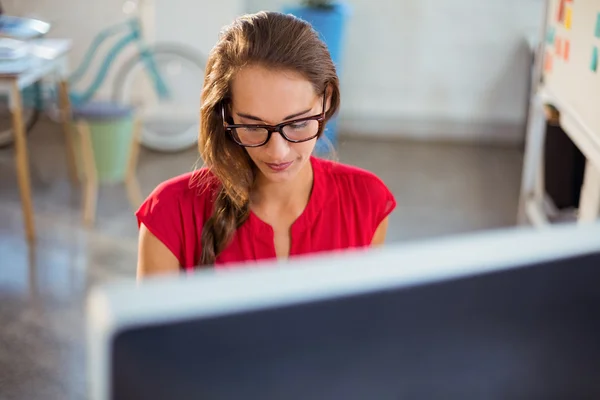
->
[[0, 8, 207, 152]]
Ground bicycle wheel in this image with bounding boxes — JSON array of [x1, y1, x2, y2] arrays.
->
[[0, 82, 42, 148], [113, 44, 207, 152]]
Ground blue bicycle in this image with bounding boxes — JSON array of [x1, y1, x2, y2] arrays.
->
[[0, 11, 206, 152]]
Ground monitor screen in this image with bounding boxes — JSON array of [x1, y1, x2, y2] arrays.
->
[[110, 251, 600, 399]]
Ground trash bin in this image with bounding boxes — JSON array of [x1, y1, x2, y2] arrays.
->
[[72, 101, 135, 183]]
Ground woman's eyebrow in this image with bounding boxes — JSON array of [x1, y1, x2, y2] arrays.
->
[[236, 107, 313, 123]]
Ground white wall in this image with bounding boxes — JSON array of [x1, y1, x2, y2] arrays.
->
[[153, 0, 244, 59], [247, 0, 545, 143]]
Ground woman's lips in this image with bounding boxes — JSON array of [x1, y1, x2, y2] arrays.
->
[[265, 161, 293, 172]]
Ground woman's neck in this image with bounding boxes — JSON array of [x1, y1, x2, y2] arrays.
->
[[252, 159, 314, 209]]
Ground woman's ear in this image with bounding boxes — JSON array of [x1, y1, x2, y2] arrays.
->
[[220, 99, 233, 124], [324, 84, 334, 115]]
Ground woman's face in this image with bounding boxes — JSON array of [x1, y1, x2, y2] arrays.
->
[[230, 65, 324, 184]]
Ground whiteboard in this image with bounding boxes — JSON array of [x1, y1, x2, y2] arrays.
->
[[542, 0, 600, 157]]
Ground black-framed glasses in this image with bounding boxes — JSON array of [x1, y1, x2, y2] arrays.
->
[[222, 93, 326, 147]]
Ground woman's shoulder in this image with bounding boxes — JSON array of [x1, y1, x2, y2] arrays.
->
[[136, 168, 220, 231], [313, 156, 397, 222], [313, 156, 389, 188], [136, 168, 221, 268], [142, 168, 220, 208]]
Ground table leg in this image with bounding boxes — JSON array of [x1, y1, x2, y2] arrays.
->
[[578, 162, 600, 223], [11, 81, 35, 242], [58, 80, 79, 185], [77, 121, 98, 227], [517, 97, 547, 225]]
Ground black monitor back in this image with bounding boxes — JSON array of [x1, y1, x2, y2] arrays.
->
[[111, 251, 600, 399]]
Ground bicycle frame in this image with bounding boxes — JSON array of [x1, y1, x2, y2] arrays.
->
[[68, 17, 170, 106]]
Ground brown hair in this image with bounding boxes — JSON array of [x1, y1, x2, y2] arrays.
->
[[198, 11, 341, 266]]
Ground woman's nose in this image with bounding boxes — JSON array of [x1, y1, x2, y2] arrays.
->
[[263, 130, 290, 159]]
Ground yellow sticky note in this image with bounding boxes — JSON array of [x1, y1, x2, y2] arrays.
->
[[565, 7, 572, 29]]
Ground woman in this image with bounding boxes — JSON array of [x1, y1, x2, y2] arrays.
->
[[136, 11, 396, 277]]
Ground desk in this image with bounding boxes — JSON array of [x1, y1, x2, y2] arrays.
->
[[1, 39, 77, 242], [518, 88, 600, 225]]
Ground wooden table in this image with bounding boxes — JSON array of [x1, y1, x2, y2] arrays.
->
[[0, 39, 77, 242]]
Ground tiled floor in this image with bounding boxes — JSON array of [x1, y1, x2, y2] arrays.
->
[[0, 120, 524, 399]]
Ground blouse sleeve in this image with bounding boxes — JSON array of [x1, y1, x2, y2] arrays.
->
[[135, 180, 186, 265], [355, 172, 397, 237]]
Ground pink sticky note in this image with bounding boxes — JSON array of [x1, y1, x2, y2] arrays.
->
[[563, 40, 570, 61], [545, 52, 553, 72]]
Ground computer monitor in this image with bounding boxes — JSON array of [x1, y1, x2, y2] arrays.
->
[[87, 222, 600, 400]]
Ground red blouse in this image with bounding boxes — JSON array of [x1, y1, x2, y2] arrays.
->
[[136, 156, 396, 270]]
